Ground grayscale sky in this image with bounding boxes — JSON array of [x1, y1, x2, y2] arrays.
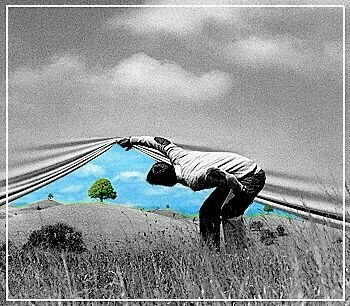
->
[[4, 1, 347, 194]]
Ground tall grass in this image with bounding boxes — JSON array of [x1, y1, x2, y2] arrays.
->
[[2, 215, 346, 303]]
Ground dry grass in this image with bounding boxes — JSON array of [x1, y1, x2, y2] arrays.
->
[[0, 202, 347, 305]]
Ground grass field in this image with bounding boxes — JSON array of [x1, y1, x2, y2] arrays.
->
[[0, 201, 349, 305]]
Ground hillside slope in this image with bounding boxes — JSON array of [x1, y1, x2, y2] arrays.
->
[[1, 203, 196, 248], [1, 202, 343, 253]]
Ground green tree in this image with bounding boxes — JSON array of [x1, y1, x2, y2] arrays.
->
[[88, 178, 117, 203], [263, 204, 273, 212], [47, 193, 54, 200]]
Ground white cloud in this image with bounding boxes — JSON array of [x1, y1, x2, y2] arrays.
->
[[76, 163, 105, 177], [108, 53, 231, 101], [11, 55, 86, 88], [61, 184, 84, 193], [11, 53, 231, 103], [107, 7, 236, 36], [144, 186, 172, 196], [222, 36, 342, 75], [105, 6, 342, 76], [114, 171, 146, 181]]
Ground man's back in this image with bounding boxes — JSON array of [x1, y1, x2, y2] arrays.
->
[[168, 147, 261, 191], [127, 136, 261, 191]]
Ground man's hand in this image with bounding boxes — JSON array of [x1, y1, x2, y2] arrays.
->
[[205, 168, 227, 187], [117, 137, 133, 151], [205, 168, 244, 193]]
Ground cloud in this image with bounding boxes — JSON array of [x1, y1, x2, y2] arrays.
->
[[222, 36, 342, 75], [105, 6, 342, 76], [114, 171, 146, 181], [8, 53, 233, 155], [76, 163, 105, 177], [61, 184, 84, 193], [108, 5, 342, 42], [108, 53, 231, 101], [11, 55, 86, 88], [144, 186, 172, 196], [11, 53, 231, 103], [107, 7, 236, 36]]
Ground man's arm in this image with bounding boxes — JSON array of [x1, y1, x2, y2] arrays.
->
[[117, 136, 176, 156], [204, 168, 245, 194]]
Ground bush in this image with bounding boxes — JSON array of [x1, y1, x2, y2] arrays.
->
[[260, 228, 277, 245], [263, 204, 274, 212], [23, 223, 86, 253], [250, 220, 264, 231], [276, 224, 287, 236]]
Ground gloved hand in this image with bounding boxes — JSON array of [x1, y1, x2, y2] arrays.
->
[[117, 137, 133, 151]]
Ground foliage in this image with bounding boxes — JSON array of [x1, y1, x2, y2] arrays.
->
[[23, 223, 86, 253], [276, 224, 287, 236], [249, 220, 264, 231], [47, 193, 54, 200], [88, 178, 117, 203], [263, 204, 274, 212], [260, 228, 277, 245]]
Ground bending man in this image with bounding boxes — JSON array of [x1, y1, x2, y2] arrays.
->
[[118, 136, 265, 251]]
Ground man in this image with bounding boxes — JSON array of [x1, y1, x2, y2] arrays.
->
[[118, 136, 265, 251]]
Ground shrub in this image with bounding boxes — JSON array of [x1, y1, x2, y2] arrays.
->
[[250, 220, 264, 231], [276, 224, 287, 236], [260, 228, 277, 245], [263, 204, 274, 212], [23, 223, 86, 253]]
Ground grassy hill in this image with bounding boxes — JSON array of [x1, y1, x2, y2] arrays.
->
[[1, 203, 195, 248], [1, 201, 348, 301], [16, 199, 63, 210]]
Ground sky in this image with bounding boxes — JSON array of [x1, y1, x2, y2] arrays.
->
[[3, 2, 347, 214], [16, 143, 294, 218], [16, 144, 214, 215]]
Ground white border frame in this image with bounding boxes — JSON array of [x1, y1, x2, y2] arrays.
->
[[5, 4, 346, 303]]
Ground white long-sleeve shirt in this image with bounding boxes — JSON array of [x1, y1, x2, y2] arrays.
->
[[130, 136, 261, 191]]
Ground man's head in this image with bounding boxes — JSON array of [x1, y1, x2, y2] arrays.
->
[[146, 162, 177, 187]]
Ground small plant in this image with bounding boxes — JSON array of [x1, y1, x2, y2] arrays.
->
[[260, 228, 277, 245], [88, 178, 117, 203], [276, 224, 287, 236], [47, 193, 54, 200], [263, 204, 273, 212], [23, 223, 86, 253], [250, 220, 264, 231]]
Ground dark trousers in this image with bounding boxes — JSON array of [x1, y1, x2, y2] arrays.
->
[[199, 170, 266, 251]]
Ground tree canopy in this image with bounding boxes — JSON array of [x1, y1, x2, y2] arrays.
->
[[88, 178, 117, 203]]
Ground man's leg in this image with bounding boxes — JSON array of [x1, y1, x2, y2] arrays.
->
[[221, 170, 266, 252], [199, 187, 230, 250], [221, 193, 252, 252]]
